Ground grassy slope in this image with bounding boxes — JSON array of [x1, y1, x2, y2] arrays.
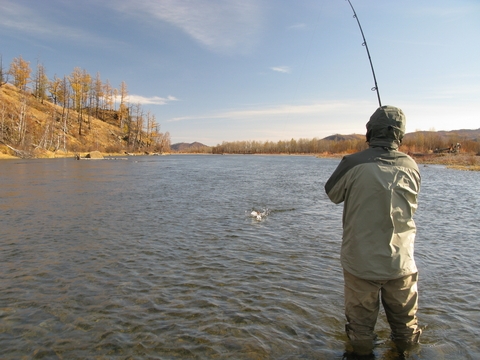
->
[[0, 84, 125, 159]]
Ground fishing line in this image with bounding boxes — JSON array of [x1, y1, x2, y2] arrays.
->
[[346, 0, 382, 107]]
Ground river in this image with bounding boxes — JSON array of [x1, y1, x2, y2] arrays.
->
[[0, 155, 479, 359]]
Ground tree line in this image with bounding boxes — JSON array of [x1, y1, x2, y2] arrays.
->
[[211, 137, 368, 155], [0, 54, 170, 154], [2, 55, 478, 157], [210, 133, 479, 155]]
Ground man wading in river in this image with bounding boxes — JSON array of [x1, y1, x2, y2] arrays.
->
[[325, 106, 422, 356]]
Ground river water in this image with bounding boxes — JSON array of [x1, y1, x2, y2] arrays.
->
[[0, 155, 478, 359]]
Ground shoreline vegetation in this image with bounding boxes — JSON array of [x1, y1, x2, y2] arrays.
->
[[1, 54, 479, 170], [1, 148, 479, 171]]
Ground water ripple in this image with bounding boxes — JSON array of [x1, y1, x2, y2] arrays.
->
[[1, 156, 479, 359]]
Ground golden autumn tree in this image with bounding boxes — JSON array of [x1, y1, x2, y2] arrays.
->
[[68, 67, 91, 135], [9, 56, 31, 91], [69, 67, 83, 112], [48, 75, 62, 105], [102, 79, 114, 111], [145, 111, 155, 148], [81, 69, 92, 130]]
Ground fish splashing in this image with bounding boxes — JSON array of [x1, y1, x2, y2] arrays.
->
[[249, 208, 270, 221]]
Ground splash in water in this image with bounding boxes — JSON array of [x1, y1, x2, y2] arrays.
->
[[249, 208, 270, 221]]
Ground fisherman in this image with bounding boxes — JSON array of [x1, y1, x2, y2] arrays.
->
[[325, 106, 422, 356]]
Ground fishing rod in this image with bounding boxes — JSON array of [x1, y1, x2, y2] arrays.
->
[[346, 0, 382, 107]]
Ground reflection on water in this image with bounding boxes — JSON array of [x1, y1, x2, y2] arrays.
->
[[0, 156, 479, 359]]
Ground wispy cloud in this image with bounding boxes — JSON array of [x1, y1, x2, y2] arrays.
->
[[219, 101, 368, 119], [288, 23, 307, 30], [166, 100, 374, 143], [126, 95, 178, 105], [408, 4, 478, 19], [271, 66, 291, 74], [112, 0, 263, 54], [0, 0, 117, 46], [167, 100, 371, 123]]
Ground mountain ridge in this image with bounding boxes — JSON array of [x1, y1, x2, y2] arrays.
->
[[170, 142, 208, 151]]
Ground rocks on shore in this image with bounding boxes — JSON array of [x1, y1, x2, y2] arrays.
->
[[76, 151, 104, 160]]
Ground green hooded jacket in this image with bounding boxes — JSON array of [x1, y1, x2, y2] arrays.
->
[[325, 106, 421, 280]]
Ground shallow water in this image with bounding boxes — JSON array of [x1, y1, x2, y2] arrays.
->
[[0, 155, 479, 359]]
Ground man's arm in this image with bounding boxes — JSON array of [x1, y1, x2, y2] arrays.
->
[[325, 157, 351, 204]]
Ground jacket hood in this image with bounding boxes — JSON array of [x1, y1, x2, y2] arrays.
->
[[366, 105, 406, 149]]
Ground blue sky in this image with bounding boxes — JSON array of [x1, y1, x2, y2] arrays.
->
[[1, 0, 479, 146]]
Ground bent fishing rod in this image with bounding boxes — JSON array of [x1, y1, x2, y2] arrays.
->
[[346, 0, 382, 107]]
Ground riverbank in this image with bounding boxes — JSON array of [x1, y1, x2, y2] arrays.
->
[[316, 152, 480, 171], [0, 148, 162, 160], [412, 153, 480, 171], [2, 149, 479, 171]]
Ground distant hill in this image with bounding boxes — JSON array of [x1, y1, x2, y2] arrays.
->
[[403, 128, 480, 142], [170, 142, 208, 151], [323, 129, 480, 143], [322, 134, 365, 141]]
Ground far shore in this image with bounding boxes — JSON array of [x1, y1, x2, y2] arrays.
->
[[1, 150, 479, 171]]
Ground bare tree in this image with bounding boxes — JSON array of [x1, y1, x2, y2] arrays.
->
[[93, 72, 103, 118], [130, 102, 144, 151], [118, 81, 128, 129], [60, 76, 71, 151], [16, 94, 29, 146], [0, 92, 8, 140], [33, 60, 49, 103], [145, 111, 155, 148], [0, 55, 9, 87]]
